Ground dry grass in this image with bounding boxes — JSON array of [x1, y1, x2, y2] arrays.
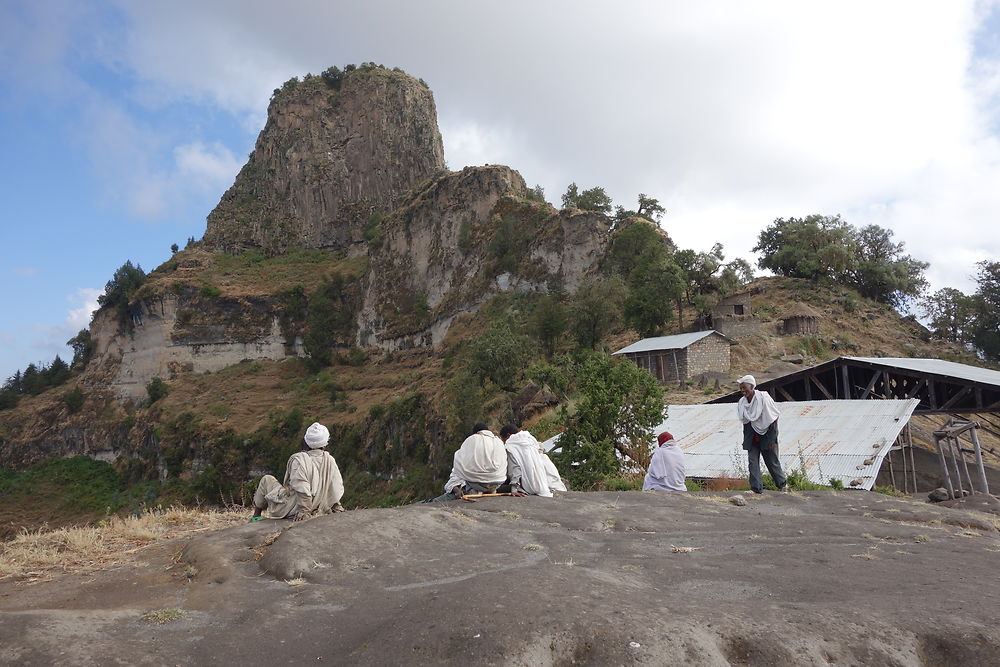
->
[[142, 609, 185, 624], [670, 545, 704, 553], [0, 506, 248, 582]]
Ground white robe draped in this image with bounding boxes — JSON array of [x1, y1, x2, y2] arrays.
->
[[737, 390, 781, 435], [256, 449, 344, 518], [445, 430, 508, 492], [642, 440, 686, 492], [505, 430, 565, 497]]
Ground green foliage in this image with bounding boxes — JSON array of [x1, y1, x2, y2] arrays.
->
[[605, 221, 675, 277], [684, 478, 704, 491], [623, 250, 684, 337], [170, 243, 179, 254], [569, 277, 627, 349], [444, 370, 485, 445], [0, 389, 19, 411], [67, 329, 94, 369], [555, 352, 666, 489], [97, 260, 146, 332], [199, 284, 222, 299], [146, 377, 169, 404], [605, 474, 643, 491], [304, 273, 357, 370], [829, 478, 845, 490], [529, 293, 569, 358], [526, 356, 574, 396], [754, 216, 927, 308], [526, 184, 547, 204], [920, 287, 974, 343], [467, 319, 534, 390], [0, 456, 152, 516], [275, 285, 308, 346], [63, 386, 85, 413], [969, 261, 1000, 362], [364, 211, 384, 249], [561, 182, 613, 214], [636, 193, 665, 222], [873, 485, 907, 497], [488, 216, 530, 274]]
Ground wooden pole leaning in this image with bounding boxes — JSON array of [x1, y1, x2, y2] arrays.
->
[[969, 425, 990, 495], [934, 433, 956, 500]]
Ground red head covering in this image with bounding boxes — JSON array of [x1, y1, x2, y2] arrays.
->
[[657, 431, 674, 446]]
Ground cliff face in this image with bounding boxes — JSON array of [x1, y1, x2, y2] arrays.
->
[[358, 165, 609, 349], [203, 67, 446, 254]]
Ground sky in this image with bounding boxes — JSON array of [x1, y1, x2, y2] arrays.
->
[[2, 0, 1000, 382]]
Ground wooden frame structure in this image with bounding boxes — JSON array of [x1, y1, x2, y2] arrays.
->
[[709, 356, 1000, 415]]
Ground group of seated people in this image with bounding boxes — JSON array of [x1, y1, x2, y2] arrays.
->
[[426, 422, 568, 502], [252, 421, 687, 520]]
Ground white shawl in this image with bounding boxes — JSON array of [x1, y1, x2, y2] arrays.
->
[[446, 430, 508, 491], [737, 390, 780, 435], [505, 431, 558, 497], [281, 449, 345, 513], [642, 440, 686, 492]]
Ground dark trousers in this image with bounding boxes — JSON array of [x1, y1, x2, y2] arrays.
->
[[747, 443, 787, 492]]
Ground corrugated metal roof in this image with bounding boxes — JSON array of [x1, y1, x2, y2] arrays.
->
[[845, 357, 1000, 388], [661, 399, 918, 490], [613, 330, 726, 355]]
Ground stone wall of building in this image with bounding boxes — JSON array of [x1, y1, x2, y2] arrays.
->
[[713, 316, 764, 339], [685, 335, 732, 377]]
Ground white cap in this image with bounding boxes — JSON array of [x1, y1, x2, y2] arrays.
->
[[304, 422, 330, 448]]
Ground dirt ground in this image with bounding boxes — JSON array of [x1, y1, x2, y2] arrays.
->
[[2, 490, 999, 666]]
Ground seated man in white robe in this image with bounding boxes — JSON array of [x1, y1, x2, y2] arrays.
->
[[643, 431, 687, 492], [252, 422, 346, 520], [427, 423, 507, 501], [499, 424, 567, 497]]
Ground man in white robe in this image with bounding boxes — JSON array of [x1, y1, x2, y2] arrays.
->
[[427, 423, 507, 501], [252, 422, 346, 520], [643, 431, 686, 492], [736, 374, 788, 494], [499, 425, 567, 497]]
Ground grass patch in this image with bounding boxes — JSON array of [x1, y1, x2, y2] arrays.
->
[[0, 506, 248, 581], [142, 609, 185, 624]]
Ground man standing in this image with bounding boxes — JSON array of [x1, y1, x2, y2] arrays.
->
[[428, 423, 508, 501], [500, 424, 567, 497], [252, 422, 346, 520], [643, 431, 686, 492], [736, 375, 788, 494]]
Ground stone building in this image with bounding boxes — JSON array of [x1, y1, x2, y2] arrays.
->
[[613, 330, 735, 384], [710, 293, 762, 338], [781, 303, 821, 335]]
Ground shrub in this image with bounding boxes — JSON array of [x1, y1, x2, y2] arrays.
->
[[199, 284, 222, 299], [63, 387, 85, 413], [146, 377, 169, 404]]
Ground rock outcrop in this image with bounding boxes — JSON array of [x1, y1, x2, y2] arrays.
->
[[203, 66, 446, 254]]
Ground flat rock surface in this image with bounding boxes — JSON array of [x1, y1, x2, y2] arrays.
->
[[2, 491, 1000, 665]]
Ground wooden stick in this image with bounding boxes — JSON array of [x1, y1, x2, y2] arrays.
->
[[461, 493, 515, 499]]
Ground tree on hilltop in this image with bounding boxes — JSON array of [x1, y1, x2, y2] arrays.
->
[[561, 183, 613, 214]]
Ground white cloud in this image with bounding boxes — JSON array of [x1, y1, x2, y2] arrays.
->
[[66, 288, 102, 332], [174, 142, 242, 192], [10, 1, 1000, 294]]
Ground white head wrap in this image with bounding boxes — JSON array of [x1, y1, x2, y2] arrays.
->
[[737, 375, 756, 388], [304, 422, 330, 448]]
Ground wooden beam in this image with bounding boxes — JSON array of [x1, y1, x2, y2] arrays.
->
[[777, 386, 795, 401], [809, 374, 834, 399], [928, 379, 937, 410], [860, 370, 881, 400], [939, 385, 972, 412], [841, 364, 851, 399], [882, 370, 892, 399], [804, 376, 812, 400], [905, 378, 926, 400]]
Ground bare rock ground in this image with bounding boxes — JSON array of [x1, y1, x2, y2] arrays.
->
[[2, 491, 1000, 665]]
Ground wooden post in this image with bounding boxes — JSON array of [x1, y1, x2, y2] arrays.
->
[[957, 433, 976, 494], [934, 435, 956, 499], [908, 424, 917, 494], [887, 447, 896, 490], [948, 436, 965, 497], [841, 364, 850, 399], [970, 426, 990, 495]]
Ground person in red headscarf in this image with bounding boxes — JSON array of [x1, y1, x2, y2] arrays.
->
[[642, 431, 687, 492]]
